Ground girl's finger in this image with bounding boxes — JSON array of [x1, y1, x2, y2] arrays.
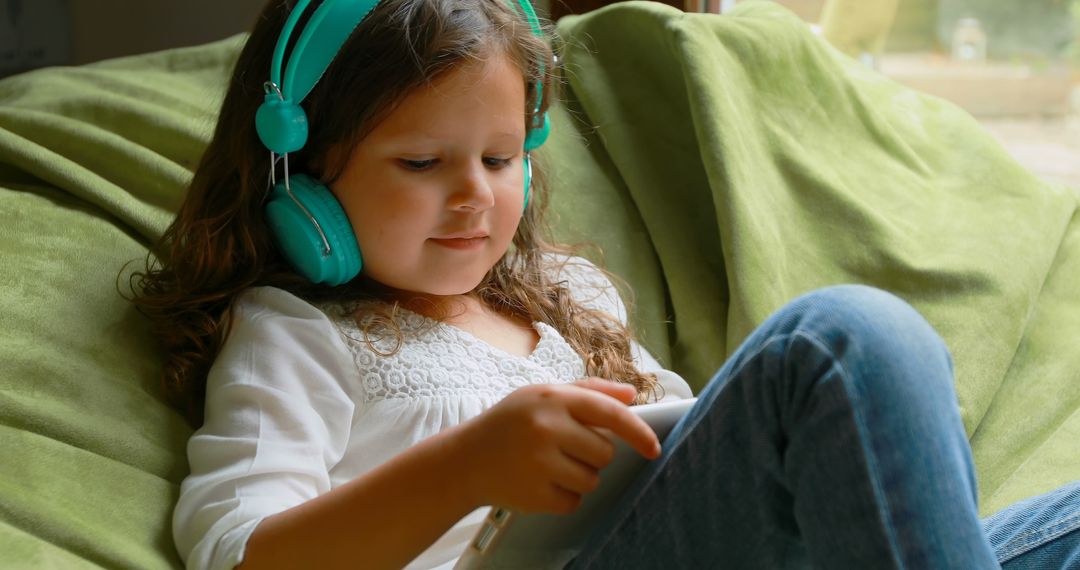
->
[[550, 453, 602, 496], [545, 483, 584, 515], [564, 389, 661, 460], [558, 423, 617, 470]]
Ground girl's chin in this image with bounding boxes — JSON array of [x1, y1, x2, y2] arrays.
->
[[427, 279, 486, 297], [386, 276, 487, 299]]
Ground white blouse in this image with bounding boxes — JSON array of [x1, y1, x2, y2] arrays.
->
[[173, 257, 694, 570]]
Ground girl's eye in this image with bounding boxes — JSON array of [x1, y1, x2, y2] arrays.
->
[[398, 157, 512, 171], [399, 158, 436, 171], [483, 157, 513, 168]]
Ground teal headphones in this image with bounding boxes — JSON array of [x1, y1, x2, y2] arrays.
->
[[255, 0, 551, 286]]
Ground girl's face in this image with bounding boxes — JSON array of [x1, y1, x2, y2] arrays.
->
[[329, 52, 528, 300]]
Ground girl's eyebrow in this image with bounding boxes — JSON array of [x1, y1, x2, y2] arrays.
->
[[492, 131, 526, 141]]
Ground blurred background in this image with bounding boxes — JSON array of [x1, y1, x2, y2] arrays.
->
[[1, 0, 1078, 187], [751, 0, 1080, 189]]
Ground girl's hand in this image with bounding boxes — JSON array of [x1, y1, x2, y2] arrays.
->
[[452, 378, 662, 515]]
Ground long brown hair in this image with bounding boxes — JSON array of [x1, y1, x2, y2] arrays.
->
[[129, 0, 660, 426]]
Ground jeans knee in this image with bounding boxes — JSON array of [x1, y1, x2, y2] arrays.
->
[[787, 285, 954, 392], [795, 285, 943, 347]]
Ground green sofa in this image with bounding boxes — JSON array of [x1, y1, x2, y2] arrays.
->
[[2, 2, 1077, 567]]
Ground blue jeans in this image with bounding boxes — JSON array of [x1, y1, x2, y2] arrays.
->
[[566, 285, 1080, 569]]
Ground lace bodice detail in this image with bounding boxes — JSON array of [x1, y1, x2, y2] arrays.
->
[[324, 256, 628, 405], [333, 309, 587, 403]]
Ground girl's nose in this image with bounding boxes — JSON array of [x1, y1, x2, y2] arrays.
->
[[448, 164, 496, 212]]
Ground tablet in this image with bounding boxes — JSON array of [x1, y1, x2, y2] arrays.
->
[[453, 397, 698, 570]]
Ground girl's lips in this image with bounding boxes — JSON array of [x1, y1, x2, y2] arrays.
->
[[430, 236, 488, 250]]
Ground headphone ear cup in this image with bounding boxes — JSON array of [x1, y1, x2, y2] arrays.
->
[[265, 173, 363, 285], [521, 111, 548, 211], [522, 153, 532, 211], [523, 112, 550, 152]]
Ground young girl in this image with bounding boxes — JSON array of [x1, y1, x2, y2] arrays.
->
[[132, 0, 1080, 569]]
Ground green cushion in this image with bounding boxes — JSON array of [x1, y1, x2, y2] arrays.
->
[[553, 2, 1080, 517], [0, 39, 242, 568], [1, 2, 1077, 568]]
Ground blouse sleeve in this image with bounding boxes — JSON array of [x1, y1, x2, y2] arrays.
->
[[553, 256, 694, 403], [173, 287, 357, 570]]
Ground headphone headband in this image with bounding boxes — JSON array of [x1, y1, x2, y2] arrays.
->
[[257, 0, 549, 155], [273, 0, 382, 104]]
